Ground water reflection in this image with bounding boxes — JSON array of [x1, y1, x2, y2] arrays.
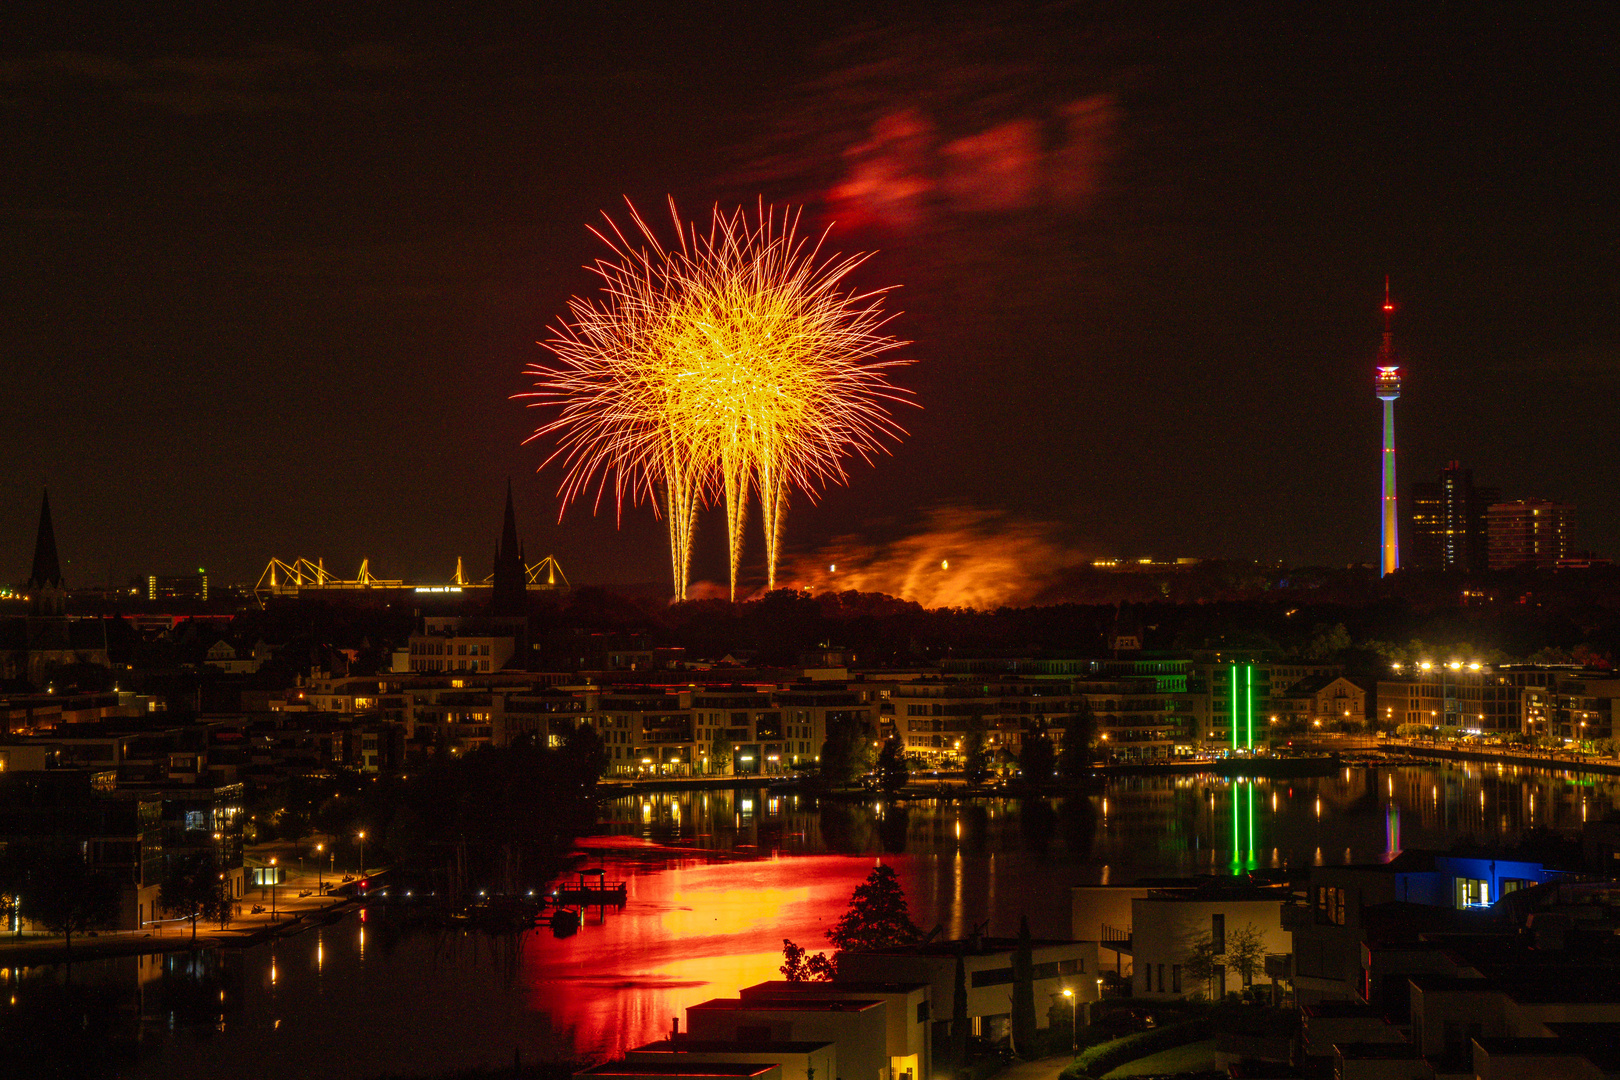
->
[[9, 763, 1612, 1079]]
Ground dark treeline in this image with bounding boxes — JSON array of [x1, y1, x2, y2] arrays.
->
[[24, 564, 1620, 701], [304, 727, 607, 899]]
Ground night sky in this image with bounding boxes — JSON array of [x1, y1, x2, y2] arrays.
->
[[2, 3, 1615, 596]]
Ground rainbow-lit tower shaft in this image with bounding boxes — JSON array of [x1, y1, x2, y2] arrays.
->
[[1375, 280, 1402, 577]]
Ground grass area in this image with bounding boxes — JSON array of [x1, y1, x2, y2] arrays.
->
[[1100, 1039, 1218, 1078]]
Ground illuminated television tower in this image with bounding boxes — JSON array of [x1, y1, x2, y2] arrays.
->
[[1374, 278, 1402, 577]]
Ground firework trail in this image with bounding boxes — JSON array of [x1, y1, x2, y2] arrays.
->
[[519, 199, 914, 600]]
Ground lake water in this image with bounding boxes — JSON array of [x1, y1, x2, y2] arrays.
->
[[10, 762, 1615, 1079]]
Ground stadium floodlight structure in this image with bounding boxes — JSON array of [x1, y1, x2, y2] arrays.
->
[[1375, 279, 1402, 577]]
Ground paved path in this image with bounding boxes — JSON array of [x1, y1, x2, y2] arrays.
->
[[993, 1054, 1077, 1080], [0, 840, 375, 964]]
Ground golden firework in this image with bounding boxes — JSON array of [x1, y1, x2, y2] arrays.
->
[[519, 199, 913, 600]]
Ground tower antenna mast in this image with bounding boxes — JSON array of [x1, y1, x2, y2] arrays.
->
[[1375, 278, 1402, 577]]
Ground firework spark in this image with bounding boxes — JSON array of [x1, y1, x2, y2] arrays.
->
[[519, 199, 915, 600]]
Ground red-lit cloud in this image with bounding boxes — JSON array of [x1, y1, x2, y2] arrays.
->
[[827, 96, 1115, 228]]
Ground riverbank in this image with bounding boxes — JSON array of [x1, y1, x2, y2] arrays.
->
[[1370, 738, 1620, 776], [0, 846, 370, 966]]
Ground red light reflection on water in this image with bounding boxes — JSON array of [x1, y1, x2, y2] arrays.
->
[[520, 844, 905, 1062]]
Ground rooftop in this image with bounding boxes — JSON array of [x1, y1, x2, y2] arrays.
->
[[860, 937, 1083, 957], [579, 1065, 781, 1079], [741, 980, 928, 995], [688, 998, 882, 1014], [629, 1041, 834, 1055]]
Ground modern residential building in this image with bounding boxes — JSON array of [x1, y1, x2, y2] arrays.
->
[[837, 936, 1100, 1041], [685, 997, 890, 1080], [0, 768, 163, 931], [623, 1042, 833, 1080], [1285, 852, 1565, 1009], [738, 981, 931, 1080], [1487, 499, 1576, 571], [1090, 879, 1291, 1001], [1377, 662, 1539, 735], [1520, 673, 1620, 745]]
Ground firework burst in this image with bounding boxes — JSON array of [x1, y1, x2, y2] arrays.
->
[[519, 199, 914, 601]]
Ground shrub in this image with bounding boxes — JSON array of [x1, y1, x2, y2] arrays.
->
[[1058, 1017, 1213, 1080]]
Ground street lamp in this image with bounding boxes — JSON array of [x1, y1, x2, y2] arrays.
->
[[316, 842, 325, 891], [269, 856, 278, 918], [357, 830, 366, 878], [1061, 988, 1077, 1052]]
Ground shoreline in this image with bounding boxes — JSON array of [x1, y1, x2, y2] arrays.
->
[[0, 859, 367, 967]]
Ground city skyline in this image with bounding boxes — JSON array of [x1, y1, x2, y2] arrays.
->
[[1, 5, 1615, 590]]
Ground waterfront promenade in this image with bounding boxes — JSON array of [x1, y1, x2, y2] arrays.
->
[[0, 837, 370, 965]]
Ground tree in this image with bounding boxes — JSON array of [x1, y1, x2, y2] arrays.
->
[[875, 737, 909, 793], [710, 726, 732, 775], [1225, 923, 1266, 990], [564, 721, 608, 781], [780, 938, 835, 982], [1059, 701, 1096, 781], [24, 848, 121, 953], [1019, 727, 1055, 785], [783, 864, 918, 982], [820, 716, 872, 786], [161, 851, 227, 943], [1183, 931, 1219, 999], [1010, 915, 1036, 1057], [827, 864, 920, 952], [1302, 623, 1352, 662], [963, 716, 990, 787]]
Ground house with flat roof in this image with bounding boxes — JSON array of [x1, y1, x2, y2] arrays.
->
[[624, 1040, 834, 1080], [738, 980, 930, 1080], [576, 1062, 784, 1080], [684, 998, 889, 1080]]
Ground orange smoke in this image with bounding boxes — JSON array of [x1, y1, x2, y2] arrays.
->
[[784, 506, 1090, 610]]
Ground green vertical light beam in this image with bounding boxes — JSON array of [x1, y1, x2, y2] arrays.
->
[[1230, 664, 1237, 753], [1232, 782, 1240, 874], [1247, 780, 1255, 871], [1246, 664, 1253, 751]]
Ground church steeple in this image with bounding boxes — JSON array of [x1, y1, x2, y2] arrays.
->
[[27, 490, 63, 590], [499, 479, 522, 565], [26, 490, 66, 617], [491, 480, 527, 617]]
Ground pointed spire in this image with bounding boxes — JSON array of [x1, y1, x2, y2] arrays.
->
[[27, 489, 63, 589], [500, 478, 520, 561], [1378, 277, 1397, 366]]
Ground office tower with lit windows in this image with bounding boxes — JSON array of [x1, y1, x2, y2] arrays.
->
[[1374, 281, 1402, 577], [1409, 462, 1499, 572]]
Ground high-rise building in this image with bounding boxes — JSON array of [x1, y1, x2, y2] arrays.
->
[[1374, 281, 1402, 577], [1409, 462, 1499, 572], [1487, 500, 1575, 570]]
